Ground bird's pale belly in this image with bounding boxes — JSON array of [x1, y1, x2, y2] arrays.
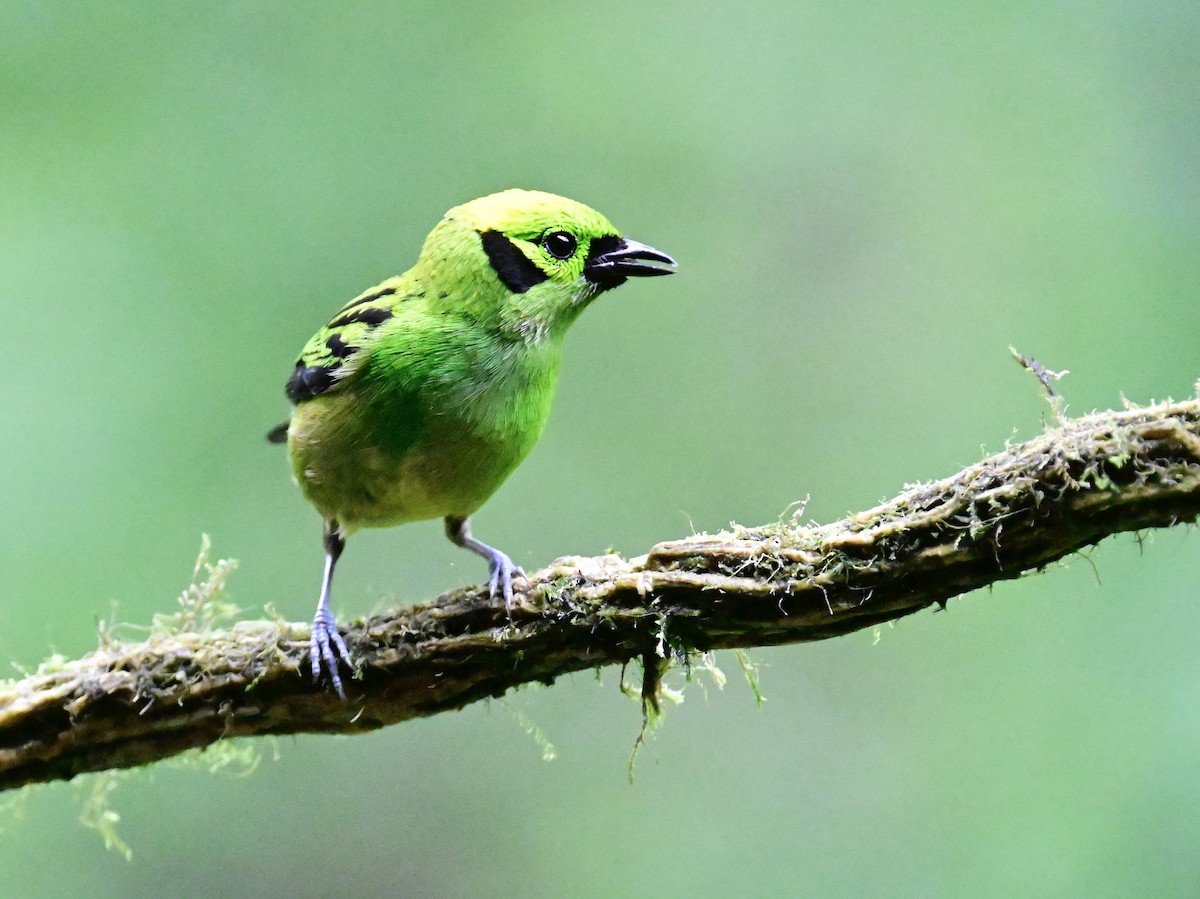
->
[[318, 439, 524, 529], [288, 397, 542, 532]]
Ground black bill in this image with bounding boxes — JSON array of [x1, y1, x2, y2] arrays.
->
[[584, 236, 677, 289]]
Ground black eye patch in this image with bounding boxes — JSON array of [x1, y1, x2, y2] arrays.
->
[[479, 230, 550, 294]]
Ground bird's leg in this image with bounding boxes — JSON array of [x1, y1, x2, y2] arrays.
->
[[311, 521, 353, 699], [444, 515, 525, 612]]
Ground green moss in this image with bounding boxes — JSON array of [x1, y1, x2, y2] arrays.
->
[[734, 649, 766, 707], [168, 737, 276, 778], [499, 699, 558, 762], [151, 534, 241, 636], [78, 772, 132, 861]]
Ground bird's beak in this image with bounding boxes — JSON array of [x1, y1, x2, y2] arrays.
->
[[584, 236, 677, 289]]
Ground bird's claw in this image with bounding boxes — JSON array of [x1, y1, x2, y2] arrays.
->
[[486, 553, 525, 613], [310, 606, 353, 699]]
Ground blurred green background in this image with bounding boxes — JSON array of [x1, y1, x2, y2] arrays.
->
[[3, 1, 1199, 896]]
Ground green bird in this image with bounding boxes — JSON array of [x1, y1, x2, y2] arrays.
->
[[269, 188, 676, 697]]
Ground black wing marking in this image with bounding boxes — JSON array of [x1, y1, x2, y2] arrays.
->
[[282, 282, 405, 404], [285, 363, 340, 402]]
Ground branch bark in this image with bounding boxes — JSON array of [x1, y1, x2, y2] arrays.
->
[[2, 397, 1199, 791]]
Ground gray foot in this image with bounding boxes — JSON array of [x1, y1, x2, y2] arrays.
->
[[485, 548, 526, 612], [311, 606, 353, 699]]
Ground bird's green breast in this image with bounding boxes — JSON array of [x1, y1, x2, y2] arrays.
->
[[288, 318, 562, 532]]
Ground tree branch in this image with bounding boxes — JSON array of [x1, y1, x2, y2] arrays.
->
[[3, 396, 1199, 791]]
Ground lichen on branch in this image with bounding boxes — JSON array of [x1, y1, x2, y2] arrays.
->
[[1, 395, 1198, 792]]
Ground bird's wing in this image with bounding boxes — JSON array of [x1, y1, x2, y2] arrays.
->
[[284, 278, 408, 403]]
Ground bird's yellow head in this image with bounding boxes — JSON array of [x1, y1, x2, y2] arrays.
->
[[417, 188, 675, 339]]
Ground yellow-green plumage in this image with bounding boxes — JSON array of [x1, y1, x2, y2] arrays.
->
[[273, 189, 675, 696], [286, 291, 561, 529]]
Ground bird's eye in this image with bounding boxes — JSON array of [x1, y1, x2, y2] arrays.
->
[[541, 231, 577, 260]]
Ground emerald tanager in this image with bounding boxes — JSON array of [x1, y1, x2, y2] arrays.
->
[[270, 189, 676, 696]]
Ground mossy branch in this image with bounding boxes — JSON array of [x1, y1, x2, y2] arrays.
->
[[2, 395, 1199, 792]]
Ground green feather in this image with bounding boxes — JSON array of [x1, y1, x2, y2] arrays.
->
[[282, 188, 664, 530], [275, 188, 676, 695]]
